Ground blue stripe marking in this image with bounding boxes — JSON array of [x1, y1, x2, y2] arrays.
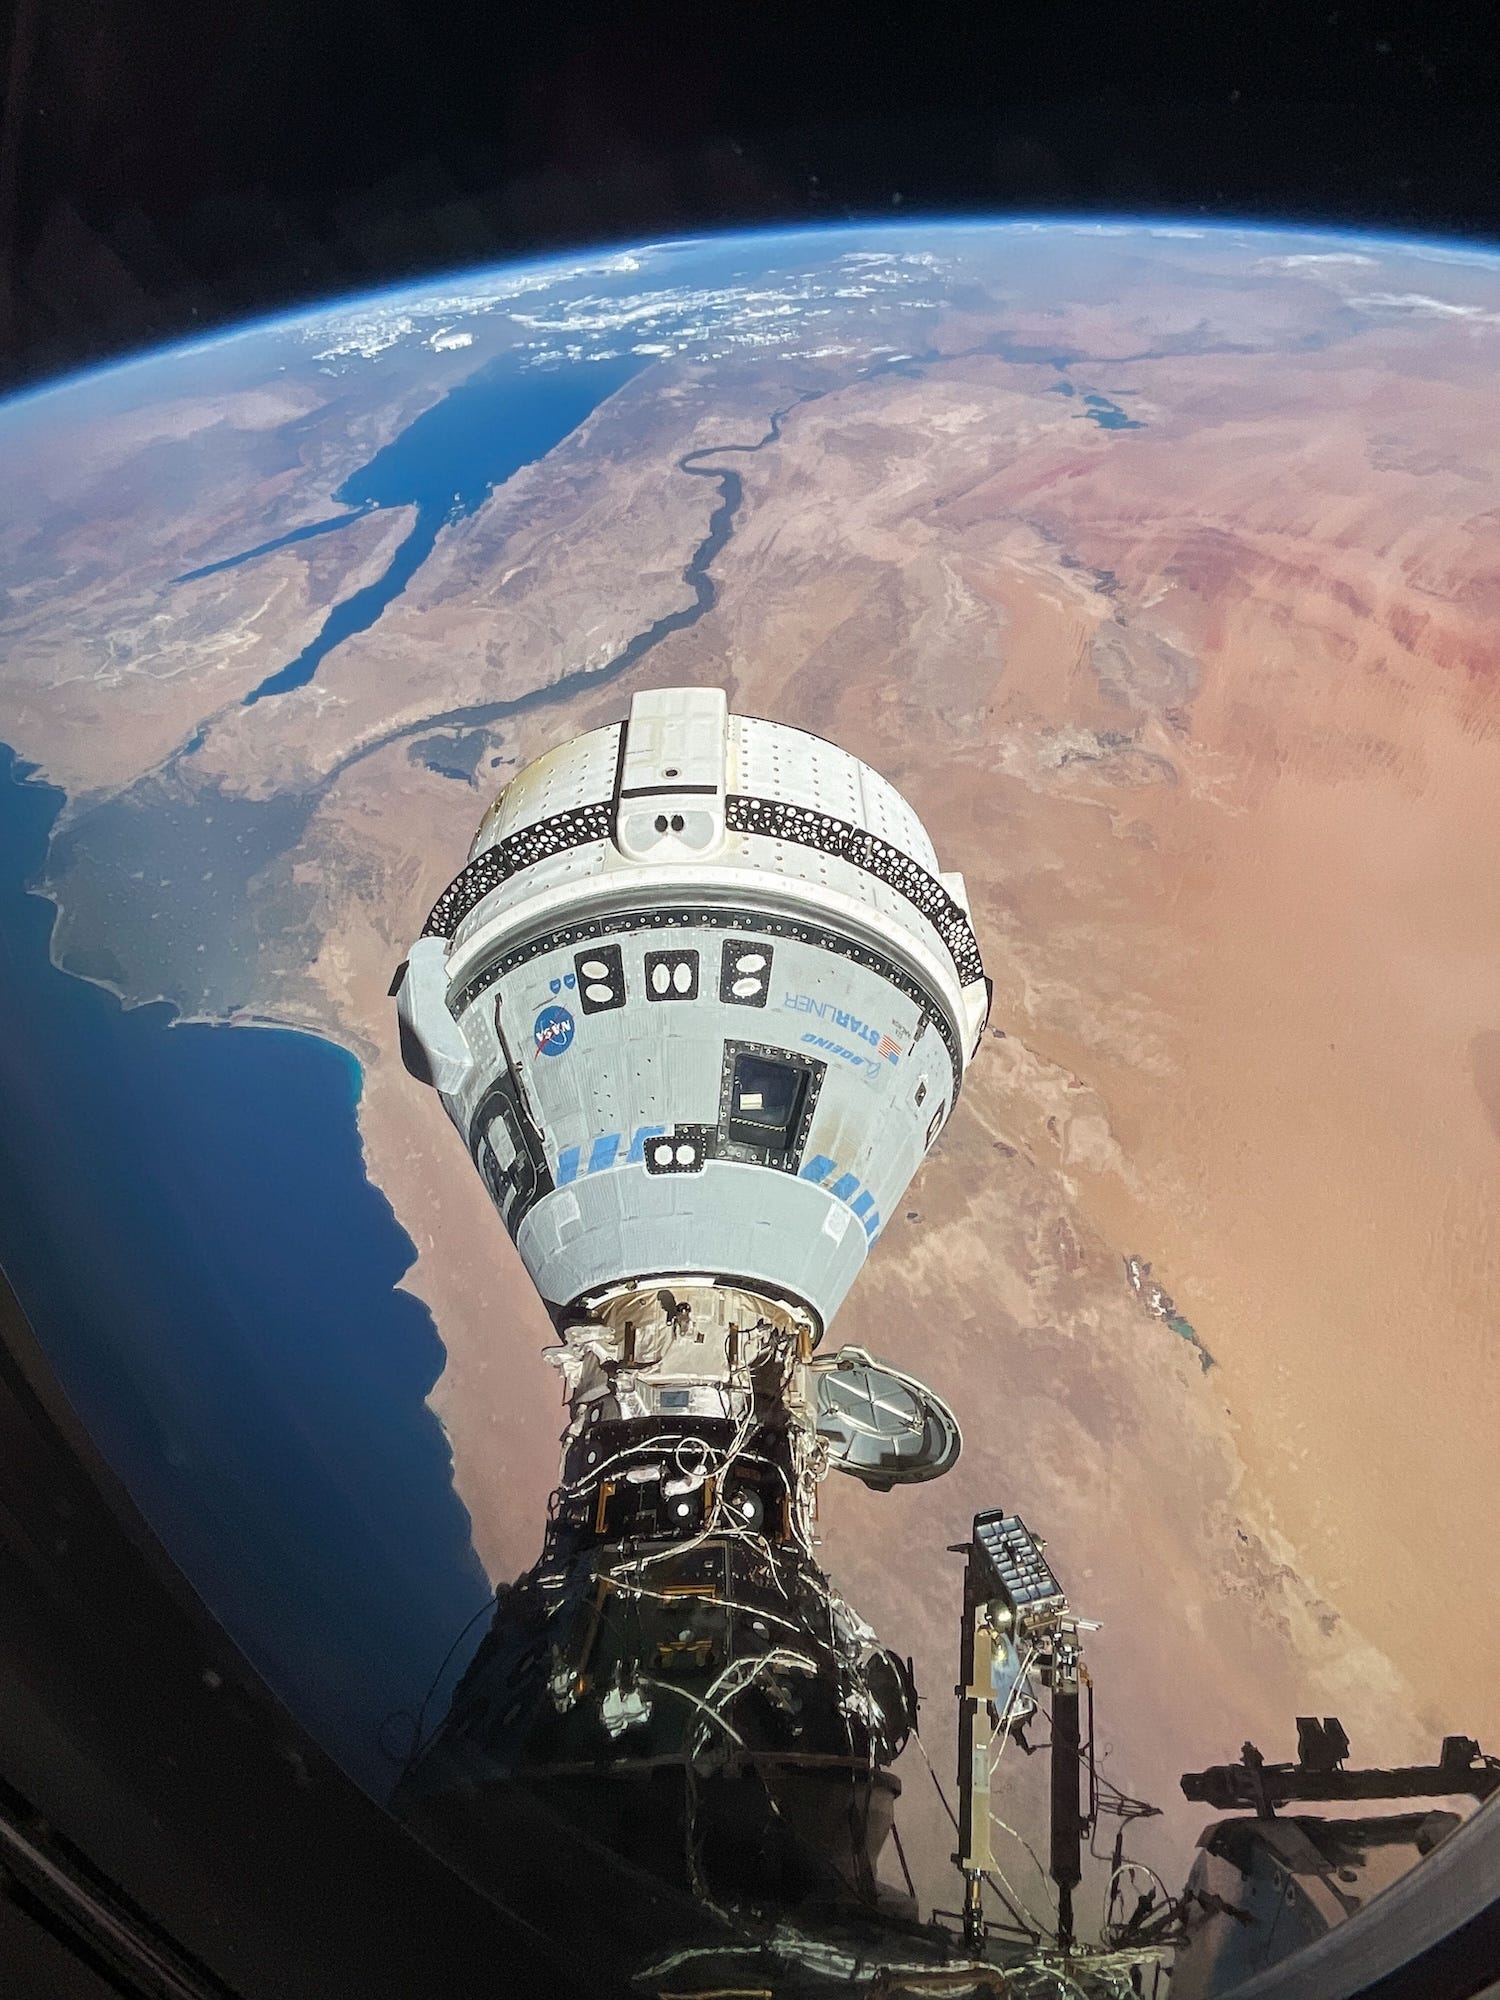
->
[[555, 1133, 883, 1244], [626, 1124, 667, 1163]]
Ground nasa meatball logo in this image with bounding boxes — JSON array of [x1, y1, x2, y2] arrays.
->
[[533, 1004, 575, 1057]]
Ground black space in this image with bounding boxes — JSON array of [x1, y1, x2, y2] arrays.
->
[[1, 0, 1499, 390]]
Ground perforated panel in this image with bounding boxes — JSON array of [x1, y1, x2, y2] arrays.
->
[[732, 715, 864, 823], [469, 723, 622, 859], [424, 801, 612, 939], [724, 796, 983, 985], [730, 716, 941, 872], [404, 688, 989, 1348], [856, 764, 940, 872], [422, 698, 982, 990]]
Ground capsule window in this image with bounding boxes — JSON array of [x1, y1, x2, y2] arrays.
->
[[574, 943, 625, 1014], [725, 1054, 809, 1153], [643, 1123, 712, 1175], [468, 1082, 544, 1232], [719, 936, 772, 1007], [644, 948, 699, 1002]]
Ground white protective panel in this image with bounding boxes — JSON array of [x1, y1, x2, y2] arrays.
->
[[468, 721, 622, 859], [730, 714, 942, 873], [614, 686, 728, 866], [618, 685, 727, 794], [516, 1159, 870, 1331]]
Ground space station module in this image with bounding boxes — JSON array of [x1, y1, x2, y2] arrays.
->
[[392, 687, 989, 1914]]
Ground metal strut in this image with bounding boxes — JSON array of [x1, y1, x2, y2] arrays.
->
[[951, 1511, 1089, 1953], [1047, 1637, 1085, 1953]]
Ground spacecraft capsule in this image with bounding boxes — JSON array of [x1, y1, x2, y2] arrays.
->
[[398, 687, 988, 1355]]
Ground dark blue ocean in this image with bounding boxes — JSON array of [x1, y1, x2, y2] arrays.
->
[[175, 351, 645, 703], [0, 749, 498, 1790]]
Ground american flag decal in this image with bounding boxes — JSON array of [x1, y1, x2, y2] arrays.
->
[[876, 1033, 901, 1064]]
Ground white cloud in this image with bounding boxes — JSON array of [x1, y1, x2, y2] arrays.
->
[[1255, 252, 1379, 269], [299, 235, 961, 374], [1394, 242, 1500, 270], [1349, 290, 1500, 323]]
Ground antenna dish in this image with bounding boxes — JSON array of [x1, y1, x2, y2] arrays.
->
[[811, 1347, 962, 1489]]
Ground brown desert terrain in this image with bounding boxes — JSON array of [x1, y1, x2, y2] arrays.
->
[[2, 231, 1496, 1923]]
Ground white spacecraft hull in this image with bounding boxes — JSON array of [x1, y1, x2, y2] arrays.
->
[[399, 687, 988, 1336]]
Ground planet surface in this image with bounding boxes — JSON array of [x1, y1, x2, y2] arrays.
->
[[2, 220, 1498, 1923]]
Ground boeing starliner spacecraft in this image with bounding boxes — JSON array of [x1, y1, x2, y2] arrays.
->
[[390, 686, 990, 1925]]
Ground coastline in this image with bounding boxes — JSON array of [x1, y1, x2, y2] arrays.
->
[[0, 745, 494, 1792], [17, 759, 499, 1589]]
